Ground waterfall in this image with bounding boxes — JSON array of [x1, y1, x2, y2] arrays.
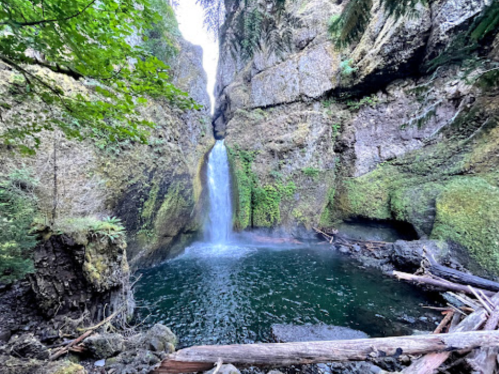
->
[[205, 140, 233, 243]]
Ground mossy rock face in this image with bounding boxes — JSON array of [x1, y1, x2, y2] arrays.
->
[[336, 165, 397, 221], [332, 92, 499, 277], [391, 183, 445, 237], [431, 177, 499, 276]]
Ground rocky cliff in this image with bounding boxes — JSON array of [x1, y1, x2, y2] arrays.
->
[[0, 37, 214, 269], [215, 0, 499, 276]]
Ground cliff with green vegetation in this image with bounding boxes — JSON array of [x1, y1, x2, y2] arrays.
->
[[214, 0, 499, 276], [0, 2, 214, 278]]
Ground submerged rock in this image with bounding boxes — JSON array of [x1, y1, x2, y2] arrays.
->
[[271, 324, 368, 343]]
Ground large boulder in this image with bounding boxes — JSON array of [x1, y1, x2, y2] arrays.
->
[[137, 324, 177, 353], [391, 240, 450, 272], [28, 233, 132, 322], [84, 333, 125, 359]]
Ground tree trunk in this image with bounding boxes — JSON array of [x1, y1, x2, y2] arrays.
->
[[153, 331, 499, 374], [423, 251, 499, 292], [392, 271, 495, 297], [51, 133, 58, 224]]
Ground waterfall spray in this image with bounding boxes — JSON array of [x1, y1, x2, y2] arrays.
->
[[205, 140, 233, 243]]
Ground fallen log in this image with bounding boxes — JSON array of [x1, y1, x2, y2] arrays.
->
[[392, 271, 495, 297], [153, 331, 499, 374], [465, 307, 499, 374], [401, 292, 499, 374], [423, 251, 499, 292]]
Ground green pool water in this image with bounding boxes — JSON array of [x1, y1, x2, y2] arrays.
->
[[134, 242, 439, 348]]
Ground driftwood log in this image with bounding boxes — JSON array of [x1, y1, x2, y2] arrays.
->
[[423, 251, 499, 292], [153, 331, 499, 374], [401, 292, 499, 374], [392, 271, 495, 297]]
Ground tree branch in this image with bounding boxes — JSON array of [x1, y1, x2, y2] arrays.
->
[[0, 0, 97, 27]]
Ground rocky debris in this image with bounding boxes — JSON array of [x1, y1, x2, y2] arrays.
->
[[0, 355, 86, 374], [105, 348, 165, 374], [271, 324, 369, 343], [2, 333, 49, 360], [91, 324, 177, 374], [205, 364, 242, 374], [84, 333, 125, 359]]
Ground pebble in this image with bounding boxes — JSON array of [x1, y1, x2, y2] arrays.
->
[[94, 359, 106, 367]]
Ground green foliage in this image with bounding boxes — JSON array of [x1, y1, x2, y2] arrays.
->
[[340, 58, 358, 77], [228, 144, 296, 228], [319, 187, 336, 228], [302, 167, 320, 179], [323, 98, 336, 108], [431, 178, 499, 276], [329, 0, 425, 48], [228, 3, 296, 61], [400, 107, 437, 130], [346, 94, 379, 110], [331, 123, 341, 140], [0, 168, 38, 282], [425, 2, 499, 73], [199, 0, 296, 61], [0, 0, 199, 153], [54, 216, 126, 243], [475, 68, 499, 90], [143, 0, 180, 63]]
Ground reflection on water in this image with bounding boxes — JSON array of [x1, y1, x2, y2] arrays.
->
[[135, 243, 439, 347]]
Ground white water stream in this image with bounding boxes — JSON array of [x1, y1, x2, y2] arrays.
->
[[204, 140, 233, 243]]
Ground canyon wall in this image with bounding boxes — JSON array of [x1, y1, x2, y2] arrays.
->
[[215, 0, 499, 276], [0, 38, 214, 269]]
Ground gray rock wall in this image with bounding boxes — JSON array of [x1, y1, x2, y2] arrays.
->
[[214, 0, 496, 236]]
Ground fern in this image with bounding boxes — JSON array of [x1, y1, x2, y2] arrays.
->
[[200, 0, 298, 61], [329, 0, 426, 48], [329, 0, 373, 48], [425, 2, 499, 73]]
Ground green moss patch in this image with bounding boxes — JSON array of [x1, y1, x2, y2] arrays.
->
[[227, 145, 296, 229], [431, 177, 499, 275]]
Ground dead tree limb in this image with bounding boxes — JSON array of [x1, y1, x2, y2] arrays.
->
[[153, 331, 499, 374], [422, 251, 499, 292], [401, 292, 499, 374], [465, 306, 499, 374], [392, 271, 495, 297], [49, 308, 123, 360]]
